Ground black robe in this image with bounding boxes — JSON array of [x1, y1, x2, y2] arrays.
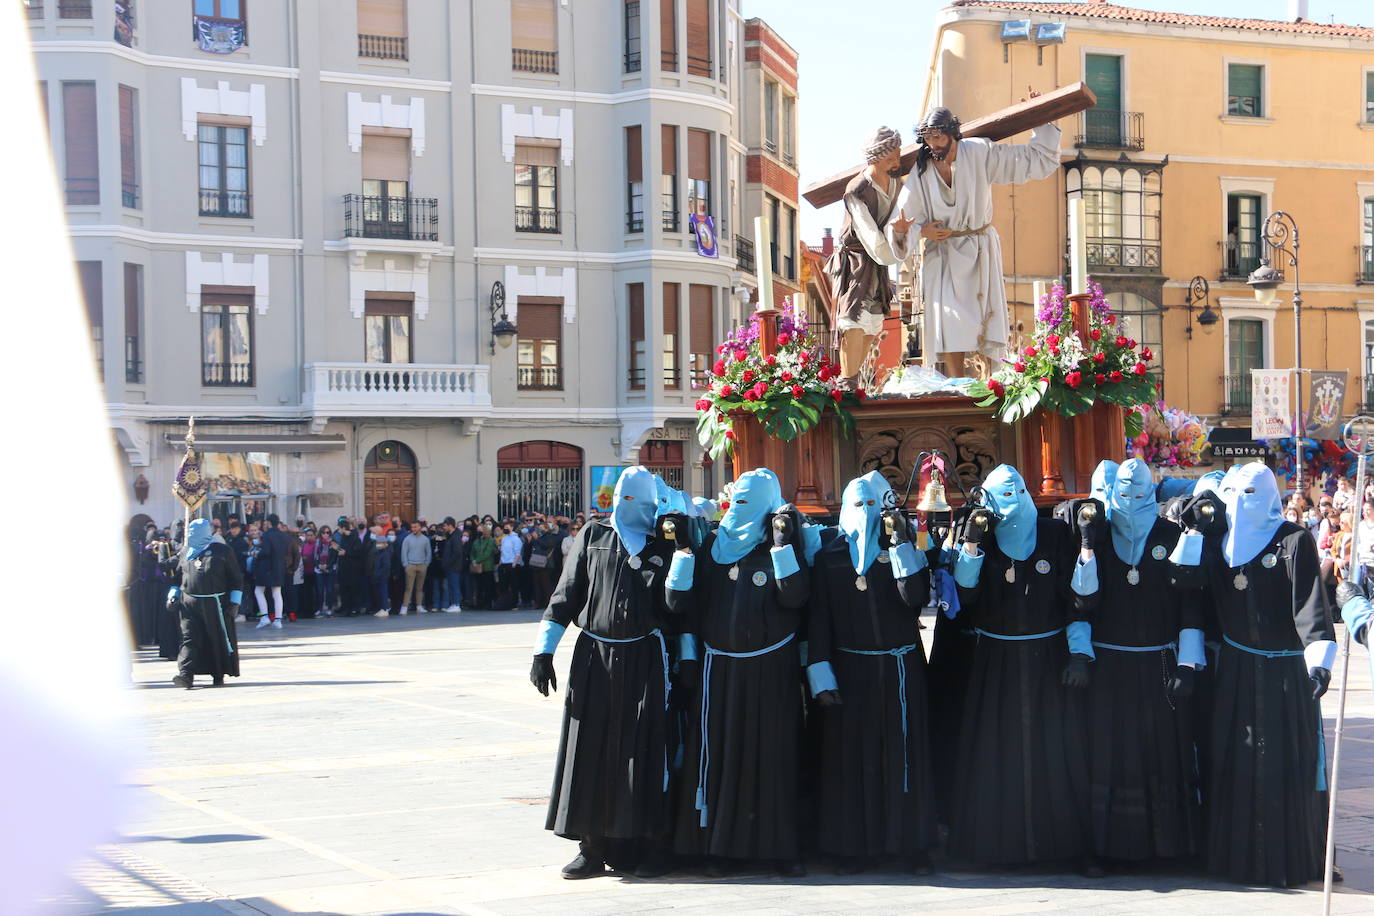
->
[[807, 532, 936, 858], [542, 520, 676, 843], [128, 538, 164, 647], [670, 533, 810, 861], [1195, 521, 1333, 887], [947, 517, 1093, 865], [171, 542, 243, 679], [925, 553, 976, 826], [1087, 519, 1201, 861], [155, 541, 182, 660]]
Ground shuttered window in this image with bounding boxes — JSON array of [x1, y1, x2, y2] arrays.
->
[[1366, 71, 1374, 123], [689, 284, 713, 387], [626, 125, 643, 232], [362, 131, 410, 181], [124, 263, 143, 383], [660, 0, 677, 71], [685, 0, 710, 77], [515, 140, 559, 232], [77, 261, 103, 376], [118, 85, 138, 208], [517, 298, 563, 390], [663, 283, 680, 388], [661, 124, 679, 231], [687, 128, 711, 218], [201, 291, 255, 387], [512, 0, 557, 72], [624, 1, 641, 72], [628, 283, 646, 389], [357, 0, 405, 36], [62, 81, 99, 205], [1227, 63, 1263, 117]]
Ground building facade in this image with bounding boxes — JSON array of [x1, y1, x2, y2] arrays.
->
[[30, 0, 799, 527], [913, 0, 1374, 461]]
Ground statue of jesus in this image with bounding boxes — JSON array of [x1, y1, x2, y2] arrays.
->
[[888, 98, 1061, 378]]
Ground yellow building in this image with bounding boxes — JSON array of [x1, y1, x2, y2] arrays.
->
[[914, 0, 1374, 449]]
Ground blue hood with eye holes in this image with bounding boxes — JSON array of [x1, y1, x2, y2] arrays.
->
[[983, 464, 1037, 561]]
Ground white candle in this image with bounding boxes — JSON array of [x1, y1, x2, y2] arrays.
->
[[1069, 197, 1087, 295], [1032, 280, 1046, 310], [754, 215, 774, 311]]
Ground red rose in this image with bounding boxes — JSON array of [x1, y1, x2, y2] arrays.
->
[[766, 355, 778, 367], [791, 384, 804, 398], [856, 389, 867, 400], [724, 431, 736, 442], [1115, 336, 1128, 348], [799, 351, 810, 364], [1127, 338, 1137, 349], [694, 398, 710, 411], [753, 382, 768, 397], [742, 369, 754, 383], [781, 371, 793, 382], [743, 390, 758, 401], [733, 349, 747, 362], [1095, 373, 1106, 385], [719, 499, 731, 510], [1046, 334, 1061, 348], [988, 379, 1005, 397], [1024, 346, 1038, 358], [1089, 328, 1102, 341], [831, 389, 844, 403], [1141, 347, 1154, 362], [719, 384, 733, 397], [1066, 371, 1082, 389], [1049, 346, 1060, 357], [1133, 362, 1147, 376], [1092, 353, 1105, 365], [1014, 361, 1026, 372], [1109, 371, 1123, 383], [712, 359, 726, 377], [777, 332, 792, 346]]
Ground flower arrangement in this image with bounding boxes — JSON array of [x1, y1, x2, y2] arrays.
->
[[967, 281, 1156, 438], [695, 298, 860, 458], [1129, 400, 1210, 468]]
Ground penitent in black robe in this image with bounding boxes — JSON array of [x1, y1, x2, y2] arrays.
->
[[807, 532, 936, 859], [1195, 521, 1333, 887], [542, 519, 676, 843], [1087, 518, 1201, 861], [670, 533, 809, 861], [947, 517, 1093, 866], [172, 542, 243, 679]]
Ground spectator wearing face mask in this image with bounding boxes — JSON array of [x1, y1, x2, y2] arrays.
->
[[469, 524, 497, 610], [254, 514, 290, 630], [314, 528, 339, 616], [495, 523, 523, 610], [369, 522, 396, 618], [440, 518, 465, 613]]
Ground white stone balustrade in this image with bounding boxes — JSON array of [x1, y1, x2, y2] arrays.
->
[[304, 362, 491, 419]]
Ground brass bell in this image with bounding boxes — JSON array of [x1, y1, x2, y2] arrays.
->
[[661, 518, 677, 541], [915, 469, 953, 514], [1079, 503, 1098, 522]]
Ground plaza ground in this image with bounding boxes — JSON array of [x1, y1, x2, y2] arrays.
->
[[43, 609, 1374, 915]]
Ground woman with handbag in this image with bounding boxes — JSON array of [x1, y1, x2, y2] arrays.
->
[[468, 524, 497, 610]]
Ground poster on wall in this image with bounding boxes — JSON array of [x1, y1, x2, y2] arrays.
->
[[589, 465, 627, 514], [1251, 369, 1293, 440], [1306, 370, 1348, 440], [689, 213, 719, 258], [203, 452, 273, 496]]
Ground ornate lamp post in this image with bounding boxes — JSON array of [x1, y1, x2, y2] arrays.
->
[[1246, 211, 1302, 494], [1184, 275, 1219, 339], [488, 280, 517, 354]]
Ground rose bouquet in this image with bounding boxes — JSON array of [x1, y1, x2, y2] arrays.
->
[[695, 298, 860, 458], [967, 281, 1156, 438]]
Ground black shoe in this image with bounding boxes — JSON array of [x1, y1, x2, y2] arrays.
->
[[776, 859, 807, 878], [1082, 856, 1106, 879], [633, 855, 674, 879], [561, 853, 606, 879], [172, 674, 193, 689], [910, 850, 934, 875], [833, 857, 867, 875], [212, 676, 225, 686], [703, 858, 737, 878]]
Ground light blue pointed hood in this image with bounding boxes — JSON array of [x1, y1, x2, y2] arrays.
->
[[611, 466, 659, 556], [689, 497, 716, 518], [186, 517, 215, 560], [839, 470, 894, 575], [983, 464, 1037, 561], [1217, 462, 1284, 567], [711, 469, 783, 565], [1090, 460, 1118, 518], [654, 475, 689, 517], [1108, 458, 1157, 565], [1194, 469, 1225, 498], [1156, 476, 1194, 502]]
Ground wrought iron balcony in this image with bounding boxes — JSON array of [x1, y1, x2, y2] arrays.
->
[[628, 367, 646, 390], [358, 33, 407, 60], [664, 367, 681, 388], [661, 49, 678, 72], [735, 234, 755, 273], [199, 189, 251, 218], [1219, 374, 1253, 415], [518, 366, 563, 391], [513, 48, 558, 74], [1359, 246, 1374, 284], [305, 362, 491, 418], [1087, 237, 1161, 274], [1219, 239, 1282, 282], [516, 206, 559, 233], [1074, 110, 1145, 151], [122, 182, 139, 209], [343, 194, 439, 241], [125, 336, 142, 384], [1356, 377, 1374, 413]]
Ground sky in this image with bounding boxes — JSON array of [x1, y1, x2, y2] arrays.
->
[[739, 0, 1374, 243]]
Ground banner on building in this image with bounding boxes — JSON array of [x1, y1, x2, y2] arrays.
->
[[1251, 369, 1293, 440], [195, 15, 246, 54], [114, 1, 135, 47], [589, 465, 627, 514], [689, 213, 719, 259], [1305, 370, 1348, 440]]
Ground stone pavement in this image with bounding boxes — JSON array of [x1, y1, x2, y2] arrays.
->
[[42, 609, 1374, 915]]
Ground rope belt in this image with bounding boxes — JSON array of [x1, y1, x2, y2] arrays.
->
[[583, 628, 671, 790], [942, 222, 991, 239], [974, 627, 1064, 641], [696, 631, 797, 827], [1221, 634, 1304, 659], [838, 642, 920, 792], [1092, 640, 1176, 653], [186, 592, 234, 655]]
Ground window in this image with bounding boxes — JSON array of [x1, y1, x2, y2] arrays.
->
[[689, 283, 713, 388], [517, 299, 563, 390], [661, 124, 679, 232], [201, 291, 254, 387], [1365, 321, 1374, 410], [512, 0, 557, 74], [686, 0, 711, 77], [364, 295, 412, 364], [660, 0, 677, 71], [62, 81, 99, 205], [625, 126, 644, 232], [77, 261, 102, 377], [1067, 165, 1163, 274], [1227, 63, 1263, 117], [26, 2, 44, 21], [767, 194, 780, 271], [58, 0, 91, 19], [624, 1, 641, 72], [198, 124, 251, 217], [124, 263, 143, 383], [628, 283, 646, 389], [1084, 53, 1125, 146], [663, 283, 680, 388], [362, 131, 411, 237], [192, 0, 247, 49], [782, 204, 796, 280], [1225, 193, 1262, 278], [496, 441, 583, 519], [1363, 198, 1374, 283], [764, 80, 778, 154], [687, 128, 711, 220], [1104, 292, 1163, 384], [357, 0, 407, 60], [514, 141, 559, 232], [781, 94, 795, 167], [119, 85, 138, 209], [1227, 319, 1264, 411], [1366, 71, 1374, 124]]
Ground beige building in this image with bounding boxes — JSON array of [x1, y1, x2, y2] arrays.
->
[[29, 0, 800, 526]]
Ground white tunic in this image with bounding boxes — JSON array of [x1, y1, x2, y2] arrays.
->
[[888, 124, 1061, 361]]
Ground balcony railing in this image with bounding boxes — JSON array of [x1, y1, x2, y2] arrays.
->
[[735, 234, 756, 273], [358, 33, 408, 60], [122, 182, 139, 209], [661, 49, 678, 71], [513, 48, 558, 73], [628, 367, 646, 390], [58, 0, 91, 19], [1088, 238, 1161, 274], [125, 336, 142, 384], [516, 205, 559, 233], [518, 366, 563, 390], [1220, 374, 1253, 415], [1360, 246, 1374, 284], [199, 189, 252, 218], [1074, 110, 1145, 151], [343, 194, 439, 241], [305, 362, 492, 417], [203, 360, 253, 387], [662, 208, 679, 233], [664, 368, 680, 388], [626, 209, 644, 233], [687, 55, 713, 78], [1220, 239, 1282, 282], [1356, 377, 1374, 413]]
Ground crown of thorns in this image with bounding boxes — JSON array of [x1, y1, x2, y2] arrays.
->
[[917, 108, 962, 140]]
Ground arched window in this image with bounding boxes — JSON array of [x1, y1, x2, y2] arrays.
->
[[1070, 163, 1163, 274]]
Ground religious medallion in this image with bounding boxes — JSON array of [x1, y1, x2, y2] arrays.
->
[[193, 558, 203, 570], [751, 571, 768, 587], [1233, 571, 1248, 590], [877, 552, 890, 564], [649, 555, 664, 567], [1151, 545, 1167, 561], [856, 575, 868, 591], [628, 556, 642, 570], [1261, 553, 1278, 569], [1126, 567, 1140, 586], [1035, 559, 1051, 575]]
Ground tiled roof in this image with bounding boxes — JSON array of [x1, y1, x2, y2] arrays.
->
[[950, 1, 1374, 39]]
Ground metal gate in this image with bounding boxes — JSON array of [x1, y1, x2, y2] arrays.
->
[[497, 466, 582, 519]]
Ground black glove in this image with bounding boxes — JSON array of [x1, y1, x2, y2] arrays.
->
[[657, 512, 688, 544], [884, 510, 910, 547], [1310, 666, 1331, 700], [1077, 501, 1103, 551], [1166, 665, 1195, 701], [964, 508, 994, 546], [530, 654, 557, 696], [815, 689, 843, 707], [770, 506, 799, 549], [1336, 581, 1367, 609], [1062, 653, 1092, 689], [676, 658, 701, 693], [1179, 492, 1223, 533], [226, 603, 240, 619], [1163, 496, 1188, 527]]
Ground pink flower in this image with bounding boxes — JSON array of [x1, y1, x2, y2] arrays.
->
[[765, 355, 778, 367], [781, 371, 793, 382], [742, 369, 754, 384], [724, 432, 735, 442], [1014, 361, 1027, 373], [733, 349, 748, 363], [719, 384, 733, 397], [1046, 334, 1061, 348], [694, 398, 710, 411], [1114, 336, 1129, 348], [712, 359, 726, 377]]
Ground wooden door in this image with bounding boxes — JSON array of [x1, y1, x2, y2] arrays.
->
[[365, 470, 416, 523]]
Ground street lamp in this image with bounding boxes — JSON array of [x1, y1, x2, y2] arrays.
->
[[1184, 275, 1219, 338], [1246, 211, 1303, 494], [489, 280, 517, 354]]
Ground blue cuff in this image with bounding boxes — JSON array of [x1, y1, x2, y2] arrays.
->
[[954, 547, 984, 588], [679, 633, 700, 662], [1067, 620, 1095, 660], [167, 586, 180, 600], [1342, 596, 1372, 648], [1071, 554, 1099, 596], [228, 589, 243, 605], [889, 541, 928, 579], [771, 544, 800, 580], [534, 619, 566, 656], [667, 551, 695, 591], [806, 660, 838, 698], [1169, 531, 1203, 567], [1177, 627, 1206, 668], [800, 525, 823, 566]]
